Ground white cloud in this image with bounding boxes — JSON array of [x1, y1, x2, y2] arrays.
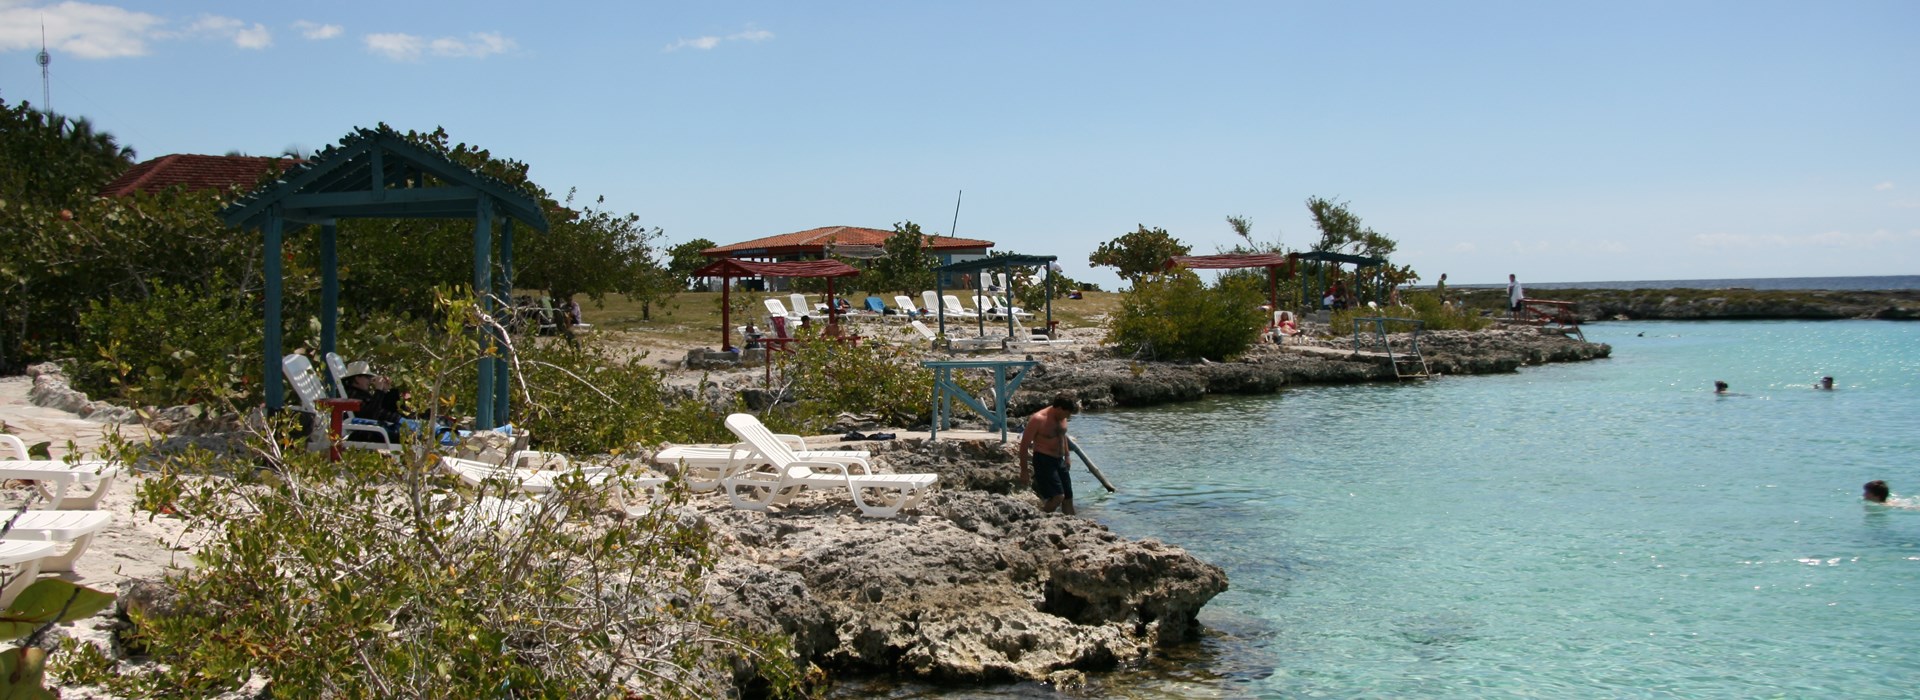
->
[[167, 14, 269, 49], [1874, 182, 1895, 191], [664, 25, 774, 52], [365, 31, 513, 61], [1690, 229, 1920, 251], [0, 1, 164, 59], [430, 32, 513, 58], [294, 20, 342, 40], [234, 22, 270, 49], [365, 32, 424, 61]]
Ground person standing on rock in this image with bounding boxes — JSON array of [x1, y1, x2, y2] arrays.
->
[[1507, 273, 1525, 318], [1019, 392, 1080, 516]]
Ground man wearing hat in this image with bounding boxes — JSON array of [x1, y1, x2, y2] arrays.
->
[[342, 361, 408, 436]]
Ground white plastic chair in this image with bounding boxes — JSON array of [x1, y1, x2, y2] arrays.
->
[[764, 298, 801, 325], [894, 295, 923, 318], [654, 438, 870, 493], [0, 509, 113, 573], [0, 540, 57, 607], [718, 414, 936, 518], [282, 354, 395, 451], [0, 435, 124, 510], [941, 294, 981, 319]]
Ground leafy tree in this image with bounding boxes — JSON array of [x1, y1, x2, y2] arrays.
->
[[1107, 271, 1265, 361], [1303, 197, 1412, 303], [1306, 196, 1396, 258], [863, 222, 937, 296], [1088, 225, 1191, 284], [667, 238, 718, 291]]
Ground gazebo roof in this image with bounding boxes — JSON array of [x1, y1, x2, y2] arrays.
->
[[936, 254, 1057, 273], [1293, 250, 1385, 267], [219, 126, 548, 232], [703, 225, 994, 258], [1165, 253, 1292, 270], [693, 258, 860, 278]]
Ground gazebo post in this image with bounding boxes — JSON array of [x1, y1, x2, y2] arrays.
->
[[473, 200, 495, 430], [1267, 264, 1278, 312], [319, 221, 338, 360], [720, 274, 733, 350], [936, 274, 946, 338], [1045, 264, 1054, 335], [262, 211, 285, 411], [1002, 263, 1012, 338], [827, 277, 838, 328], [495, 218, 515, 423]]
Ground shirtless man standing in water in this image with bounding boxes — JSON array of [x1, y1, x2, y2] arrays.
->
[[1020, 392, 1080, 515]]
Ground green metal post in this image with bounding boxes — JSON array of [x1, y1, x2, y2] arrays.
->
[[262, 213, 284, 411], [474, 200, 495, 429], [319, 221, 338, 359]]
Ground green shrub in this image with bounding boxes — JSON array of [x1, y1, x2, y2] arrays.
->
[[1107, 273, 1265, 361], [70, 278, 260, 406], [95, 298, 800, 699], [1327, 292, 1492, 336], [764, 336, 937, 432], [511, 339, 733, 455]]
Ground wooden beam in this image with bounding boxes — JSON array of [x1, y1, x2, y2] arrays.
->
[[284, 186, 479, 210]]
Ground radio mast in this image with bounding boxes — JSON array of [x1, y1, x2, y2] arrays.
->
[[38, 20, 53, 109]]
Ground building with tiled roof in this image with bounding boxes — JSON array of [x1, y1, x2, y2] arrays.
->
[[703, 225, 993, 260], [98, 154, 298, 198], [703, 225, 995, 291]]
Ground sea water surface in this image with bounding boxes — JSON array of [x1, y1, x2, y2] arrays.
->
[[1042, 319, 1920, 698]]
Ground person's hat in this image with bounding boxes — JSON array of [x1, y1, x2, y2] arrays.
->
[[342, 361, 374, 379]]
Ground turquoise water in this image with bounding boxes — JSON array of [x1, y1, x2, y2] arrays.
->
[[1061, 320, 1920, 698]]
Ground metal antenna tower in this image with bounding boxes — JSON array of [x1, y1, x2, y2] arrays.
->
[[38, 20, 53, 109]]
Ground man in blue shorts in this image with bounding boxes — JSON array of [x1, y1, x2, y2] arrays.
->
[[1019, 392, 1080, 515]]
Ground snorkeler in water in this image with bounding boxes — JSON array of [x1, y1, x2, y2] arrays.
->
[[1816, 376, 1835, 390], [1714, 380, 1730, 394]]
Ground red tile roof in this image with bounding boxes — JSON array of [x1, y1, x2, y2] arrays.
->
[[97, 154, 299, 198], [703, 225, 994, 258]]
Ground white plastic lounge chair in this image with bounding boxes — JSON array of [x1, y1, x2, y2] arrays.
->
[[910, 320, 939, 344], [440, 451, 667, 502], [764, 298, 802, 325], [894, 295, 923, 318], [0, 435, 124, 510], [654, 439, 870, 492], [282, 354, 395, 451], [0, 509, 113, 573], [942, 294, 983, 319], [719, 413, 935, 518], [991, 295, 1032, 319], [790, 293, 824, 318], [323, 352, 353, 398], [0, 539, 58, 607]]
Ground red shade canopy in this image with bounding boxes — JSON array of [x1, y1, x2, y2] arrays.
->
[[694, 258, 860, 279], [1164, 253, 1292, 270]]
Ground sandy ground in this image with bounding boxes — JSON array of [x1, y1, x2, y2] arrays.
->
[[0, 377, 193, 593]]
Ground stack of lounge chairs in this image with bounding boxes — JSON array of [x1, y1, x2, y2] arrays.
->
[[0, 434, 120, 607]]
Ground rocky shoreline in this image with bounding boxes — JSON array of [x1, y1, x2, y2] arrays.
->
[[1006, 327, 1611, 414], [5, 326, 1615, 696], [1450, 287, 1920, 321]]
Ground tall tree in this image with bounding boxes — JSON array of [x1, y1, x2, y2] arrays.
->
[[1306, 196, 1397, 258], [666, 238, 717, 291], [1088, 225, 1191, 284], [864, 222, 937, 295]]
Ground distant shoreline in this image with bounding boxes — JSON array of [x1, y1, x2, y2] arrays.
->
[[1435, 274, 1919, 292]]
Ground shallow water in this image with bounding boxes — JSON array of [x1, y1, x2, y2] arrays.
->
[[840, 319, 1920, 698]]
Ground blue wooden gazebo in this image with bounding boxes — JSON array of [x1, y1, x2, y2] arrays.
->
[[221, 127, 550, 429]]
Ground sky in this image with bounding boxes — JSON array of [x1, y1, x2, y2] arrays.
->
[[3, 0, 1916, 290]]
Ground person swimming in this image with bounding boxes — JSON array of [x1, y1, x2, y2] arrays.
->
[[1816, 376, 1835, 390], [1864, 480, 1890, 503], [1714, 380, 1729, 394]]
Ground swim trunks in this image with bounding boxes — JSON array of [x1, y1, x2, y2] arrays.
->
[[1032, 452, 1072, 501]]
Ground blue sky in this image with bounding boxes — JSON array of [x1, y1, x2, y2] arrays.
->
[[3, 1, 1916, 290]]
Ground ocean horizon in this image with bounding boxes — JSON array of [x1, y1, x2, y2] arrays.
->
[[1443, 274, 1919, 292]]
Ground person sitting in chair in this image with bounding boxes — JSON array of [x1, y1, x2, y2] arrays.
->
[[341, 361, 413, 439]]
